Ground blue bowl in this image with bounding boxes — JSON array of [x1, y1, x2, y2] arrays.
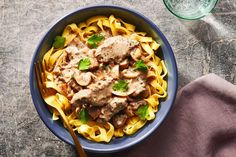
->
[[29, 5, 178, 153]]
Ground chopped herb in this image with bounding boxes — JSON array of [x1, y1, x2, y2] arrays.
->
[[78, 108, 88, 124], [135, 60, 148, 72], [87, 34, 104, 48], [137, 104, 148, 120], [112, 80, 128, 92], [78, 58, 91, 71], [53, 36, 65, 48]]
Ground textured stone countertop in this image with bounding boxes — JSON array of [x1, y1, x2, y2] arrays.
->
[[0, 0, 235, 156]]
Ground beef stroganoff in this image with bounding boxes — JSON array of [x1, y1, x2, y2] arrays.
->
[[39, 15, 167, 142]]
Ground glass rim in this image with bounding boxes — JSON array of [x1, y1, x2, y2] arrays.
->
[[163, 0, 219, 20]]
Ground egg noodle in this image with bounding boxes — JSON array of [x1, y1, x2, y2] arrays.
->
[[39, 15, 167, 142]]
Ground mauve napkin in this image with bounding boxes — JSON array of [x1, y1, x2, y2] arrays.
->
[[89, 74, 236, 157]]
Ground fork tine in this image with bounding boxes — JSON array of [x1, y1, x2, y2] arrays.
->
[[38, 61, 45, 82], [35, 62, 42, 84], [35, 62, 45, 96]]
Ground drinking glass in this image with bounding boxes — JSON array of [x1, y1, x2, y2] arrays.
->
[[163, 0, 219, 20]]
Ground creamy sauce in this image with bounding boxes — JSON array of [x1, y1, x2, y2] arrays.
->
[[52, 33, 148, 128]]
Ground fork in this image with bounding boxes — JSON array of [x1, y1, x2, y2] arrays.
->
[[35, 61, 87, 157]]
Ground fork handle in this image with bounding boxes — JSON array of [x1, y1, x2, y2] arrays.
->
[[57, 108, 87, 157]]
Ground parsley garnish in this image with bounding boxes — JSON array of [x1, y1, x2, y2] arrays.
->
[[137, 104, 148, 120], [78, 58, 91, 71], [87, 34, 104, 48], [78, 108, 88, 124], [135, 60, 148, 72], [53, 36, 65, 49], [112, 80, 129, 92]]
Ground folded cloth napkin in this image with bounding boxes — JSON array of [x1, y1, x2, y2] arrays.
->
[[89, 74, 236, 157]]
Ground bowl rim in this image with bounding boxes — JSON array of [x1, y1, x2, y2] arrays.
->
[[29, 4, 178, 153]]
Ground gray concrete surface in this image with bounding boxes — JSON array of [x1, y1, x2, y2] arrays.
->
[[0, 0, 235, 156]]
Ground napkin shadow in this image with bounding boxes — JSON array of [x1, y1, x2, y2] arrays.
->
[[178, 72, 191, 89]]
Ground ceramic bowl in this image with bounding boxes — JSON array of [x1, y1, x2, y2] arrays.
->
[[29, 5, 178, 153]]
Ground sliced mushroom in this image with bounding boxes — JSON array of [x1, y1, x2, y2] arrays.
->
[[119, 59, 129, 69], [75, 106, 81, 113], [111, 90, 133, 97], [110, 65, 119, 78], [74, 72, 92, 86], [121, 68, 140, 79], [130, 48, 142, 61], [68, 79, 81, 92]]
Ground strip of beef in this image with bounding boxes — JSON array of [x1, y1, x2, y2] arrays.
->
[[130, 77, 146, 96], [98, 97, 128, 122], [70, 76, 113, 106], [95, 35, 138, 63], [112, 77, 146, 97], [70, 89, 91, 104], [112, 114, 128, 128], [87, 106, 101, 120], [125, 100, 146, 117]]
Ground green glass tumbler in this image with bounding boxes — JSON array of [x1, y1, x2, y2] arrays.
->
[[163, 0, 219, 20]]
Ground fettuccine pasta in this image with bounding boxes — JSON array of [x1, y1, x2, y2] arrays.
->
[[38, 15, 168, 143]]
